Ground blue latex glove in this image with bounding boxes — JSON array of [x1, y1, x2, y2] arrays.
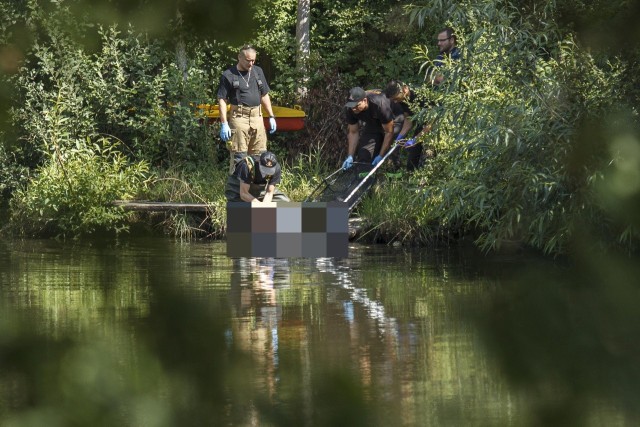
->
[[372, 155, 383, 166], [404, 138, 416, 148], [220, 122, 231, 141], [269, 117, 277, 134], [395, 134, 405, 141], [342, 155, 353, 170]]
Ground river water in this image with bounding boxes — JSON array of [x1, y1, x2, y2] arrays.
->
[[0, 237, 637, 426]]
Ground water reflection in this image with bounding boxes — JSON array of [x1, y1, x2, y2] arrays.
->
[[220, 251, 492, 425], [0, 239, 637, 426], [228, 257, 288, 401]]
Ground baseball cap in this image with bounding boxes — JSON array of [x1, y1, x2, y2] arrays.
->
[[345, 87, 366, 108], [259, 151, 279, 176]]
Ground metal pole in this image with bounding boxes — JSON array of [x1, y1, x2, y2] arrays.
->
[[343, 143, 400, 204]]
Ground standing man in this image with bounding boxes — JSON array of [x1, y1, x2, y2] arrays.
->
[[342, 87, 394, 171], [433, 26, 461, 86], [217, 45, 277, 174]]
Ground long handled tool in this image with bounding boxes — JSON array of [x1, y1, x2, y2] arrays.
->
[[304, 167, 345, 202], [342, 142, 401, 206]]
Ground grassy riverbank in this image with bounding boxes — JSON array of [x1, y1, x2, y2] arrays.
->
[[63, 152, 442, 246], [121, 153, 343, 242]]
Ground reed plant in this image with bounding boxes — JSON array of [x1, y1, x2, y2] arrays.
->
[[280, 141, 333, 203], [143, 166, 228, 239]]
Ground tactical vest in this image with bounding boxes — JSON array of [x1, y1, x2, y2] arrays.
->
[[231, 71, 265, 91]]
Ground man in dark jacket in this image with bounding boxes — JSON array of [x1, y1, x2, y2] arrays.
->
[[433, 27, 461, 86]]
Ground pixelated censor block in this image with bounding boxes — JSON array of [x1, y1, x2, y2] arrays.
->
[[226, 202, 348, 258]]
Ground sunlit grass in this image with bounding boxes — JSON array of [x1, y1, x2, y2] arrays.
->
[[357, 178, 435, 245]]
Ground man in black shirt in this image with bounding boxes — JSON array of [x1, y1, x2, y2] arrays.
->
[[225, 151, 290, 203], [384, 80, 431, 171], [342, 87, 394, 170], [217, 45, 276, 174]]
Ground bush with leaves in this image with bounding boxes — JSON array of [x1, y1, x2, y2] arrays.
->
[[4, 7, 232, 237], [392, 0, 637, 254], [9, 138, 149, 237], [0, 136, 29, 202], [12, 22, 225, 170]]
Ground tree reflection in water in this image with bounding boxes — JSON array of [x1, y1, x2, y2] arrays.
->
[[1, 240, 639, 426]]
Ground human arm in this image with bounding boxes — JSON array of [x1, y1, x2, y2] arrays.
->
[[218, 98, 231, 141], [239, 181, 257, 202], [261, 93, 277, 133], [217, 72, 231, 124], [218, 98, 228, 123], [378, 121, 395, 158], [262, 184, 276, 203], [371, 121, 394, 166], [346, 123, 359, 157], [342, 123, 359, 169], [241, 182, 276, 204], [236, 161, 260, 203], [396, 116, 413, 140]]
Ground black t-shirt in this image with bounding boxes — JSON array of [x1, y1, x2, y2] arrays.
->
[[234, 156, 281, 186], [391, 90, 431, 137], [217, 65, 270, 107], [345, 93, 394, 134], [390, 89, 417, 116]]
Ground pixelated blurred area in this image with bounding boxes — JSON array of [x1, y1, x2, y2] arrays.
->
[[226, 202, 348, 258]]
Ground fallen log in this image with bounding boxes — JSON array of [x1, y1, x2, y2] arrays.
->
[[113, 200, 211, 213]]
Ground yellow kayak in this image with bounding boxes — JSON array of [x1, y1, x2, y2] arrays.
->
[[196, 104, 306, 131]]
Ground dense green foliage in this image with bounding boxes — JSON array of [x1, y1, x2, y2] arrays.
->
[[405, 1, 634, 253], [0, 0, 639, 254], [9, 138, 149, 237]]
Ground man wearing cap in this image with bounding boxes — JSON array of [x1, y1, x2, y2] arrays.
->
[[342, 87, 395, 170], [225, 151, 290, 203], [218, 45, 277, 175]]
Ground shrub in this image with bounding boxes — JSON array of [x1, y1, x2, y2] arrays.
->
[[9, 138, 149, 237], [407, 1, 634, 254], [0, 136, 29, 201]]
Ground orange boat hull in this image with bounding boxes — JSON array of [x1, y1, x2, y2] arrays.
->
[[262, 117, 305, 131]]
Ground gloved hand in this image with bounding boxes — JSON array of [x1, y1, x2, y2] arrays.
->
[[342, 155, 353, 170], [372, 155, 383, 166], [395, 134, 405, 141], [220, 122, 231, 141], [269, 117, 277, 134], [404, 138, 416, 148]]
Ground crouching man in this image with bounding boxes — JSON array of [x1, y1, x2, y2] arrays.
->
[[225, 151, 290, 203]]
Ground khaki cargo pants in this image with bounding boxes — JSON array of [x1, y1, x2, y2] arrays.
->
[[227, 105, 268, 174]]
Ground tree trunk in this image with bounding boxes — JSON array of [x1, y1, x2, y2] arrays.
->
[[295, 0, 310, 98], [175, 7, 188, 81]]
